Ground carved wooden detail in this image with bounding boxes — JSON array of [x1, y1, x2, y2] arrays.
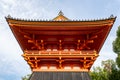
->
[[22, 50, 98, 71]]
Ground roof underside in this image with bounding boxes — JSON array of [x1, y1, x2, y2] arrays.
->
[[6, 16, 116, 53]]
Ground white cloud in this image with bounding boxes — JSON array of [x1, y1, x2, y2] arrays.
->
[[0, 0, 58, 79], [0, 24, 31, 80]]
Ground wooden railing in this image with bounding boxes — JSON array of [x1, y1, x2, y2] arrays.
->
[[24, 50, 97, 56]]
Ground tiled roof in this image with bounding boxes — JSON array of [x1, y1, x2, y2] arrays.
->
[[5, 12, 116, 22]]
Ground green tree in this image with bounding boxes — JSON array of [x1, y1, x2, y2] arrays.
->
[[90, 59, 116, 80], [109, 67, 120, 80], [101, 59, 116, 73], [113, 26, 120, 68], [90, 67, 108, 80], [22, 74, 31, 80], [108, 25, 120, 80]]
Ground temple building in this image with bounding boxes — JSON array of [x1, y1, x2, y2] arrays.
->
[[6, 11, 116, 80]]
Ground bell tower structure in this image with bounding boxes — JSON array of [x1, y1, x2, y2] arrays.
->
[[6, 11, 116, 80]]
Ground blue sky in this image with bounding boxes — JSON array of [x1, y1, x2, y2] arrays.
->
[[0, 0, 120, 80]]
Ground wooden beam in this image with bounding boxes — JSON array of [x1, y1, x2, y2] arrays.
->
[[90, 35, 98, 39], [59, 40, 62, 50], [41, 40, 44, 50], [24, 35, 42, 50], [77, 40, 80, 50]]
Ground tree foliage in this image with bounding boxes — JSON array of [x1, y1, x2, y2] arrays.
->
[[90, 59, 116, 80], [110, 25, 120, 80], [90, 67, 108, 80], [115, 54, 120, 68], [22, 74, 31, 80], [113, 26, 120, 53], [109, 67, 120, 80], [113, 26, 120, 68]]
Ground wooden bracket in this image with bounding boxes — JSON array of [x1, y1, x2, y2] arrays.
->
[[56, 57, 64, 69], [24, 35, 42, 50]]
